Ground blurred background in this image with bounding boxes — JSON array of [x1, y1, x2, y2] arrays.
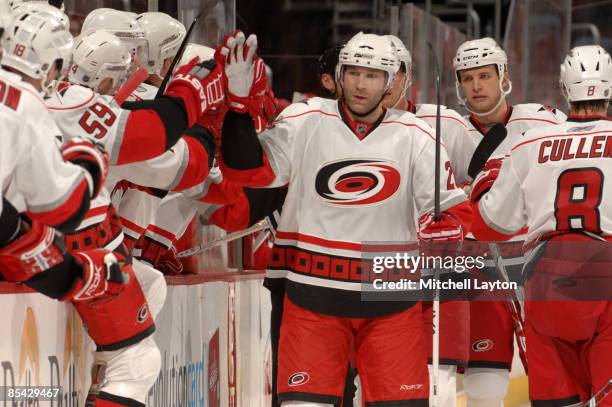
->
[[56, 0, 611, 112]]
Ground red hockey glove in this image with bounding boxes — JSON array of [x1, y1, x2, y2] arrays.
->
[[63, 250, 128, 302], [418, 212, 464, 242], [0, 219, 66, 282], [418, 211, 464, 259], [158, 246, 185, 275], [60, 137, 109, 198], [469, 158, 503, 204], [137, 234, 185, 275], [165, 57, 226, 126]]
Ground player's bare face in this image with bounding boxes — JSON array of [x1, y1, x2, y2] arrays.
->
[[342, 66, 387, 118], [458, 65, 501, 113]]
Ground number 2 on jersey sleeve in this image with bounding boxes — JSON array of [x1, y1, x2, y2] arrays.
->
[[78, 102, 117, 139], [554, 168, 603, 233], [445, 160, 456, 190]]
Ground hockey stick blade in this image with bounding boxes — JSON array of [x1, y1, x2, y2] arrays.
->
[[584, 379, 612, 406], [155, 0, 219, 98], [467, 123, 507, 179], [177, 219, 270, 258], [113, 67, 149, 106]]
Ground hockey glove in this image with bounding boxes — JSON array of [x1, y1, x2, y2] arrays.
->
[[60, 137, 109, 198], [217, 31, 276, 130], [469, 158, 503, 204], [165, 57, 226, 126], [418, 211, 464, 259], [63, 250, 128, 302], [418, 212, 464, 242], [137, 234, 185, 275], [0, 218, 66, 282]]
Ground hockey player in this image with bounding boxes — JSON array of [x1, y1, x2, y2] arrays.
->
[[382, 34, 477, 407], [80, 8, 149, 71], [218, 30, 471, 406], [135, 11, 186, 89], [1, 4, 72, 91], [453, 37, 567, 407], [25, 10, 224, 406], [471, 44, 612, 407], [98, 17, 217, 251], [0, 11, 107, 238], [0, 10, 160, 407]]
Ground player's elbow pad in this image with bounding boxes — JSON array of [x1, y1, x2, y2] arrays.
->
[[122, 96, 189, 151], [221, 110, 265, 170]]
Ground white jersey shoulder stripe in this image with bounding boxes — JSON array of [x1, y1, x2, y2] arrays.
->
[[379, 120, 437, 143], [506, 117, 561, 126], [416, 114, 469, 129], [280, 108, 339, 121], [511, 129, 612, 152], [47, 85, 96, 111]]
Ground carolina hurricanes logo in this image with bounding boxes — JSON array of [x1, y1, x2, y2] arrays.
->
[[137, 304, 149, 323], [288, 372, 310, 386], [315, 159, 401, 206], [472, 339, 494, 352]]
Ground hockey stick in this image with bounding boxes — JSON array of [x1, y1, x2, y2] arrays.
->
[[176, 219, 271, 258], [583, 379, 612, 406], [154, 0, 219, 98], [426, 41, 442, 407], [488, 243, 528, 371], [112, 67, 149, 106]]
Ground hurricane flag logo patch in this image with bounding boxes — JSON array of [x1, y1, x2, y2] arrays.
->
[[315, 159, 401, 206]]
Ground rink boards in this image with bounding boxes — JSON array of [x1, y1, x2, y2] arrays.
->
[[0, 271, 272, 407], [0, 275, 528, 406]]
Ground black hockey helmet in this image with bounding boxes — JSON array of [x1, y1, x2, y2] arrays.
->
[[317, 44, 344, 77]]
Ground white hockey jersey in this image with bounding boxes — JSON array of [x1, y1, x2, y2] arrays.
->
[[111, 82, 215, 249], [464, 103, 567, 278], [223, 97, 469, 317], [413, 103, 477, 186], [0, 69, 91, 228], [478, 116, 612, 243], [45, 82, 181, 166]]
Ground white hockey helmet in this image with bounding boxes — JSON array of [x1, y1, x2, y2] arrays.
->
[[387, 34, 413, 86], [1, 10, 73, 80], [179, 43, 215, 66], [453, 37, 512, 115], [454, 37, 508, 77], [69, 30, 132, 94], [136, 12, 186, 76], [336, 32, 400, 91], [560, 45, 612, 103], [11, 2, 69, 30], [81, 8, 148, 67]]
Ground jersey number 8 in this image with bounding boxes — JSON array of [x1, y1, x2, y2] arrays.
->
[[554, 167, 604, 233], [78, 102, 117, 139]]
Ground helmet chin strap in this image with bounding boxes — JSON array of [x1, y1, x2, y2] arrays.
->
[[391, 76, 411, 110], [458, 78, 513, 117]]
